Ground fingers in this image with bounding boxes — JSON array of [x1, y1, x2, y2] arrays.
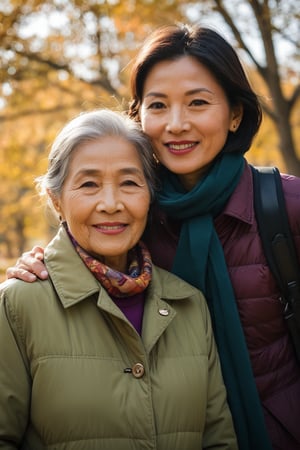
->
[[6, 267, 38, 282], [29, 246, 45, 260], [6, 247, 48, 281]]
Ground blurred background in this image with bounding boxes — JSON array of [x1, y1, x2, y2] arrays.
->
[[0, 0, 299, 280]]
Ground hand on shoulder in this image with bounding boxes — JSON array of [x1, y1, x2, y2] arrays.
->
[[6, 246, 48, 282]]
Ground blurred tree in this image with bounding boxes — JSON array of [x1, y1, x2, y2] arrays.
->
[[183, 0, 300, 175], [0, 0, 299, 256], [0, 0, 184, 254], [1, 0, 299, 168]]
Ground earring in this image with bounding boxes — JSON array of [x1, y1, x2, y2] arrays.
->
[[231, 122, 239, 132], [59, 215, 67, 225], [153, 153, 160, 164]]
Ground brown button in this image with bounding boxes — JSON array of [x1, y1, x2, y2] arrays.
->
[[132, 363, 145, 378]]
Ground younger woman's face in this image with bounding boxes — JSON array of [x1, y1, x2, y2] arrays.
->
[[140, 56, 242, 190]]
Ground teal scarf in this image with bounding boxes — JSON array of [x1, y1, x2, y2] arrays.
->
[[157, 153, 272, 450]]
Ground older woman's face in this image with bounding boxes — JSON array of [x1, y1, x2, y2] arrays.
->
[[140, 55, 242, 190], [53, 136, 151, 272]]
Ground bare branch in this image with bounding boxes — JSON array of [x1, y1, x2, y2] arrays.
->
[[213, 0, 264, 73]]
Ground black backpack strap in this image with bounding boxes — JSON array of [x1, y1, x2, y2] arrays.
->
[[252, 166, 299, 295], [252, 166, 300, 362]]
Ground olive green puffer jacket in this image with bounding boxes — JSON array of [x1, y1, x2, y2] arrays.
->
[[0, 226, 237, 450]]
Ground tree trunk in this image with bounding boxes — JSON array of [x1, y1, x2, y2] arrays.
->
[[277, 108, 300, 176]]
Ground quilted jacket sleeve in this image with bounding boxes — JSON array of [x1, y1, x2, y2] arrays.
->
[[0, 283, 31, 448]]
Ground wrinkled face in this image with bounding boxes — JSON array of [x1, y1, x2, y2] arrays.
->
[[140, 55, 242, 190], [51, 136, 151, 272]]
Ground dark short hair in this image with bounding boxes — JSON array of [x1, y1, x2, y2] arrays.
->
[[129, 24, 262, 154]]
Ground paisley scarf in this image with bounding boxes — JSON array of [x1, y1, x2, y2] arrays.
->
[[157, 153, 272, 450], [67, 227, 152, 297]]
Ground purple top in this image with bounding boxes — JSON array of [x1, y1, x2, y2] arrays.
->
[[112, 292, 145, 335]]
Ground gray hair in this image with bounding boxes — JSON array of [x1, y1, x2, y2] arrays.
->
[[37, 109, 158, 217]]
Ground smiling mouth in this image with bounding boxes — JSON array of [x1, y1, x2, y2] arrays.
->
[[167, 142, 197, 154], [94, 224, 127, 234], [97, 225, 125, 230]]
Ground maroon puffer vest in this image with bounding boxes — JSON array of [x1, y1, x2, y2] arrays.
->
[[144, 162, 300, 450]]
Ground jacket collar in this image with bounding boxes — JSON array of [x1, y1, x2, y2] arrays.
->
[[220, 161, 255, 225], [44, 226, 195, 309], [44, 226, 101, 308]]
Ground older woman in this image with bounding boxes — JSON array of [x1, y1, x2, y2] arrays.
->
[[0, 109, 237, 449]]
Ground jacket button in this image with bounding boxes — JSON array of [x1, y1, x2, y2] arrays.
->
[[158, 308, 169, 316], [132, 363, 145, 378]]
